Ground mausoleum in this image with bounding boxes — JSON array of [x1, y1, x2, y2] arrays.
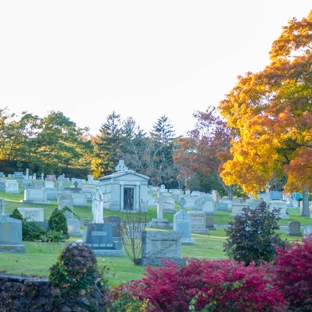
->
[[98, 160, 149, 211]]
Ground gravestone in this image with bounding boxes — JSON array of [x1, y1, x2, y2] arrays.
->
[[231, 203, 249, 216], [163, 195, 176, 213], [173, 197, 194, 245], [83, 223, 124, 256], [206, 217, 216, 230], [0, 199, 25, 253], [104, 216, 122, 240], [171, 189, 181, 203], [67, 219, 82, 237], [140, 230, 185, 266], [149, 186, 171, 228], [58, 193, 74, 219], [188, 211, 208, 234], [45, 186, 58, 200], [0, 172, 5, 178], [23, 189, 50, 204], [72, 192, 88, 207], [82, 185, 96, 202], [268, 200, 289, 219], [13, 172, 24, 179], [0, 180, 6, 191], [304, 225, 312, 239], [17, 208, 44, 222], [286, 221, 302, 236], [46, 174, 56, 182], [220, 197, 233, 210], [5, 180, 19, 194], [216, 203, 229, 211], [194, 194, 216, 214], [44, 181, 54, 188], [87, 175, 94, 184]]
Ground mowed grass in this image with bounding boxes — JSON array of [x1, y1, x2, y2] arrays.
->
[[0, 184, 311, 284]]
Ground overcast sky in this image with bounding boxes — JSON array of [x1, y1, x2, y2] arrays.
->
[[0, 1, 311, 137]]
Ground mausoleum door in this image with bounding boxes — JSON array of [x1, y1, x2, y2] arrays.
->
[[124, 187, 134, 210]]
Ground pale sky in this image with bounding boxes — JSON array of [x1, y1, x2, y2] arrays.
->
[[0, 1, 311, 137]]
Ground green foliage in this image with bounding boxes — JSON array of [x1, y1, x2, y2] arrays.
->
[[223, 201, 286, 266], [39, 230, 68, 243], [48, 207, 69, 239], [49, 242, 108, 311], [10, 208, 46, 241]]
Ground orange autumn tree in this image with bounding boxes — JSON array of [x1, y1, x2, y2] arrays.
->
[[218, 10, 312, 215], [173, 106, 234, 198]]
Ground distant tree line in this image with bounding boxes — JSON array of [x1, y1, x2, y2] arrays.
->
[[0, 107, 230, 195]]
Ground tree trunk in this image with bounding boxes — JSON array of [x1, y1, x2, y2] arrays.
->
[[301, 189, 309, 217]]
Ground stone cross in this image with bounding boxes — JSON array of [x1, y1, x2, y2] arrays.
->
[[179, 197, 186, 211], [115, 160, 128, 172], [154, 191, 165, 219], [0, 199, 7, 216]]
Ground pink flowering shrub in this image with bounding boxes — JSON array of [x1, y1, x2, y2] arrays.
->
[[117, 258, 286, 312], [275, 238, 312, 311]]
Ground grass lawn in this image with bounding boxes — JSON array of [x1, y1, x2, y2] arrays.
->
[[0, 185, 311, 284]]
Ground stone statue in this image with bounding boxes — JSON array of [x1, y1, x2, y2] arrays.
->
[[92, 187, 104, 223]]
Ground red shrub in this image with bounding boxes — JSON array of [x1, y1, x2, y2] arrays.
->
[[123, 258, 286, 312], [275, 238, 312, 311]]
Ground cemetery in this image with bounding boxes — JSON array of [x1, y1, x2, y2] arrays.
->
[[0, 173, 312, 310]]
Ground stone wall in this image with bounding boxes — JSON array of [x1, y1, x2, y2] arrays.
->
[[0, 273, 106, 312]]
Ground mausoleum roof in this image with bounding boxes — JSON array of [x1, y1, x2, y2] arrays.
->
[[98, 170, 149, 181]]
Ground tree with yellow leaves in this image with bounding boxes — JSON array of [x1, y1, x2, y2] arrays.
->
[[218, 10, 312, 215]]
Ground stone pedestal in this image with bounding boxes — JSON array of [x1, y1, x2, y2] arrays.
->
[[0, 215, 25, 253]]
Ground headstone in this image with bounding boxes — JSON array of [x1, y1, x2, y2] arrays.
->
[[83, 223, 124, 256], [211, 190, 221, 203], [304, 225, 312, 239], [23, 189, 50, 204], [268, 200, 289, 219], [0, 180, 6, 191], [0, 172, 4, 178], [206, 217, 216, 230], [0, 199, 25, 253], [46, 174, 56, 182], [163, 195, 176, 213], [171, 189, 181, 203], [216, 203, 229, 211], [149, 190, 171, 228], [44, 181, 54, 188], [25, 168, 29, 179], [87, 175, 94, 184], [173, 197, 194, 244], [72, 192, 88, 207], [220, 197, 233, 210], [191, 191, 201, 197], [67, 219, 82, 237], [104, 216, 122, 240], [188, 211, 208, 234], [140, 230, 185, 266], [5, 180, 19, 194], [286, 221, 302, 236], [17, 208, 44, 222], [58, 193, 74, 219], [270, 191, 281, 200], [82, 185, 96, 202], [33, 173, 36, 180], [13, 172, 24, 179], [41, 173, 44, 180], [231, 203, 250, 216], [194, 194, 216, 215]]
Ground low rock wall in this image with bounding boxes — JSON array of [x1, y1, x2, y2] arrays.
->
[[0, 274, 106, 312]]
